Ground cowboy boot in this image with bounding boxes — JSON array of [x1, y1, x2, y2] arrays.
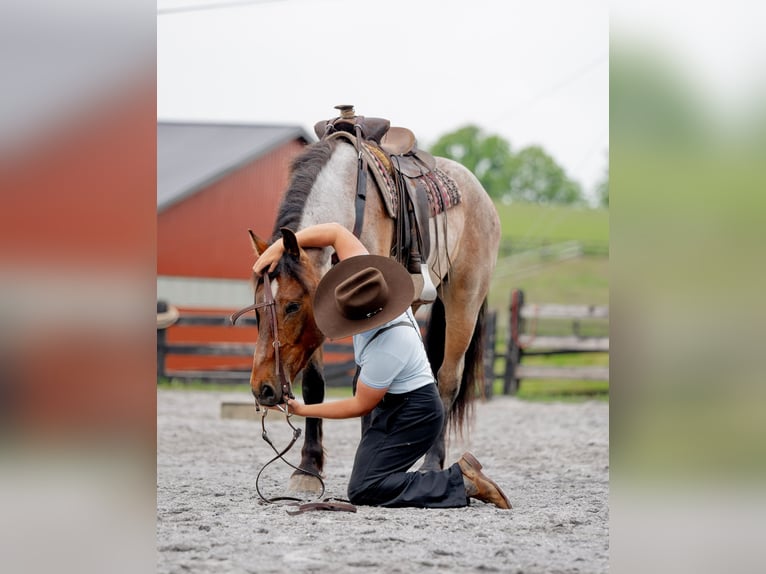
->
[[458, 452, 512, 509]]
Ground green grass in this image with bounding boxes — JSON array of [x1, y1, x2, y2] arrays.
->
[[489, 199, 608, 308], [489, 255, 609, 311], [485, 201, 609, 400], [158, 377, 607, 402], [488, 352, 609, 402], [157, 378, 249, 393], [494, 200, 609, 246], [512, 379, 609, 402], [157, 378, 353, 399]]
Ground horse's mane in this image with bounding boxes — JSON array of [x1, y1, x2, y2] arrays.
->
[[272, 139, 337, 239]]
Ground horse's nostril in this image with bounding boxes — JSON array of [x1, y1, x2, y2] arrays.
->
[[260, 385, 276, 401]]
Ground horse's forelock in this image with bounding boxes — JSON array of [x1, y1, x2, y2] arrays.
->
[[275, 255, 315, 296]]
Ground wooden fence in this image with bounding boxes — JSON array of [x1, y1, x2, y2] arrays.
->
[[157, 302, 496, 393], [157, 306, 256, 383], [500, 289, 609, 394], [158, 293, 607, 396]]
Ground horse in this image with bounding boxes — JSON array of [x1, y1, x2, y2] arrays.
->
[[246, 129, 500, 493]]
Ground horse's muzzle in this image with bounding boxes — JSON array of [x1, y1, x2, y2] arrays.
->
[[254, 383, 281, 407]]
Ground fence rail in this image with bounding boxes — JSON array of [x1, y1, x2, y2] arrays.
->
[[158, 291, 608, 396], [156, 305, 255, 384], [500, 289, 609, 394]]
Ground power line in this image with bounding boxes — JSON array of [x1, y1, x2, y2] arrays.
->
[[573, 129, 609, 176], [157, 0, 287, 15], [496, 53, 608, 121]]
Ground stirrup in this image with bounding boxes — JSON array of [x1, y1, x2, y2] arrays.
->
[[419, 263, 437, 303]]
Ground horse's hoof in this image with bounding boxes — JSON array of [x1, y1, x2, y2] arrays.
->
[[288, 472, 323, 495]]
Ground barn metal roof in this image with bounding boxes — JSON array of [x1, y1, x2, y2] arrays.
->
[[157, 122, 312, 212]]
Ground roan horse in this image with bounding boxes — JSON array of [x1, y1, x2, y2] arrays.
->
[[246, 114, 500, 493]]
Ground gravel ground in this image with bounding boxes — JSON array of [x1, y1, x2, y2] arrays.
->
[[157, 390, 609, 573]]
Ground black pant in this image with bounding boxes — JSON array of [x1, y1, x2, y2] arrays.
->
[[347, 383, 468, 508]]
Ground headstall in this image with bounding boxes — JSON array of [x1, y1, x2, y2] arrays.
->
[[230, 274, 354, 513]]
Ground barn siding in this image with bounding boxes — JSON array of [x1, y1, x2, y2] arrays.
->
[[157, 275, 252, 310], [157, 139, 305, 280]]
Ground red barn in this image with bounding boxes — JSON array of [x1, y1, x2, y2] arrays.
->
[[157, 121, 312, 308], [157, 121, 313, 375]]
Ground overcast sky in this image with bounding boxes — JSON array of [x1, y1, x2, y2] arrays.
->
[[158, 0, 609, 202]]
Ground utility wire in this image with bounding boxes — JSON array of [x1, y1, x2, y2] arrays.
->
[[495, 53, 608, 121], [158, 0, 287, 15]]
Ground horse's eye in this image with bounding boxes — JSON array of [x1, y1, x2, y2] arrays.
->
[[284, 302, 301, 315]]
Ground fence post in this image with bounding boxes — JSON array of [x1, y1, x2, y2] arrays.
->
[[483, 309, 497, 399], [157, 301, 168, 380], [504, 289, 525, 395]]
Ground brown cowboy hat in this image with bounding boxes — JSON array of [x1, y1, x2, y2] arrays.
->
[[313, 254, 414, 339]]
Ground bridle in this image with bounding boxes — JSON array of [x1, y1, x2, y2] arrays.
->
[[230, 272, 293, 407], [230, 273, 354, 512], [229, 272, 313, 500]]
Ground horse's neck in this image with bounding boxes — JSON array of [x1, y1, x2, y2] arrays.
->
[[298, 141, 391, 272]]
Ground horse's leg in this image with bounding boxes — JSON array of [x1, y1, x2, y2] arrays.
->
[[288, 352, 325, 494], [420, 281, 489, 471]]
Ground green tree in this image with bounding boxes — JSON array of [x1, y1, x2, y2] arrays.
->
[[429, 126, 514, 199], [507, 146, 584, 204], [596, 164, 609, 208], [429, 125, 584, 204]]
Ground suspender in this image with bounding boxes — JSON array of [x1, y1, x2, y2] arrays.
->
[[351, 321, 415, 394]]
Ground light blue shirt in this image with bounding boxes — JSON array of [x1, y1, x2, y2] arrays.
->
[[352, 308, 435, 394]]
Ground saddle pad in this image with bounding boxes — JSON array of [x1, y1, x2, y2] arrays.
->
[[419, 167, 462, 217], [325, 131, 461, 220], [363, 142, 461, 219]]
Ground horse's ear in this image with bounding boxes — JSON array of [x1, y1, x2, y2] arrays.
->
[[280, 227, 300, 258], [248, 229, 269, 255]]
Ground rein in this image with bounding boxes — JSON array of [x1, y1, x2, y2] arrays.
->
[[229, 274, 355, 514]]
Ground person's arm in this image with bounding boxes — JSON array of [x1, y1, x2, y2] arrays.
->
[[253, 222, 367, 275], [285, 381, 387, 419]]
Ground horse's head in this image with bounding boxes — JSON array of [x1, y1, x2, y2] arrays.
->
[[247, 227, 325, 407]]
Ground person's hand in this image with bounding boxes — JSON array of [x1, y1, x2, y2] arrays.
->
[[285, 398, 305, 416], [264, 397, 305, 416], [252, 239, 284, 276]]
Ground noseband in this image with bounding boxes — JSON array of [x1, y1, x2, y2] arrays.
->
[[230, 273, 294, 407]]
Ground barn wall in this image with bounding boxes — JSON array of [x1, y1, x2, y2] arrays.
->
[[157, 139, 305, 280], [156, 275, 252, 310]]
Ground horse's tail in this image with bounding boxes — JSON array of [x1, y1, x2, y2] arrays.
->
[[424, 297, 487, 436]]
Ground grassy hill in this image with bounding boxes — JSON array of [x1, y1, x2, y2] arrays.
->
[[489, 201, 609, 309], [495, 200, 609, 248], [486, 201, 609, 400]]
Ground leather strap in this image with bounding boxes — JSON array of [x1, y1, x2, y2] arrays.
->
[[286, 500, 357, 515], [352, 124, 368, 238], [411, 180, 432, 262], [229, 273, 292, 401]]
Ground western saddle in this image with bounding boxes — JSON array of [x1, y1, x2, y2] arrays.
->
[[314, 105, 438, 302]]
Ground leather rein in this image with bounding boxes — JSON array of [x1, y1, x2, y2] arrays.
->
[[229, 274, 355, 514]]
